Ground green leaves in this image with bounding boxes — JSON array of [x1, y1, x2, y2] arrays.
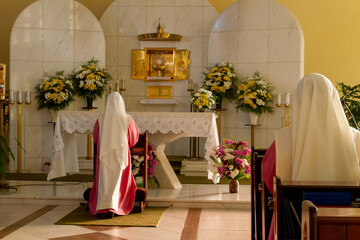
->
[[337, 82, 360, 128], [0, 134, 15, 178]]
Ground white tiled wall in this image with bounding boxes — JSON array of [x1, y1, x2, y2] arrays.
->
[[208, 0, 304, 148], [100, 0, 219, 157], [9, 0, 303, 171], [9, 0, 105, 172]]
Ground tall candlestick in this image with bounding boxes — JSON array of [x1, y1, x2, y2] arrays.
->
[[284, 93, 290, 105], [115, 80, 119, 92], [188, 77, 193, 90], [17, 90, 23, 104], [194, 81, 198, 93], [9, 89, 14, 103], [121, 76, 125, 89], [25, 91, 31, 104], [109, 84, 113, 93], [276, 93, 282, 106]]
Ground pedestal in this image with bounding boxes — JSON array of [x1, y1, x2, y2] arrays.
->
[[245, 124, 261, 147], [81, 106, 98, 159]]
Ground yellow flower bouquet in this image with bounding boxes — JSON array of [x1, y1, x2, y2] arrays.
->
[[191, 88, 216, 112], [71, 59, 111, 106], [202, 61, 238, 106], [236, 71, 274, 115], [35, 71, 74, 111]]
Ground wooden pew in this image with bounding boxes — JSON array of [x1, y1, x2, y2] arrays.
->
[[273, 176, 360, 240], [250, 147, 268, 240], [302, 200, 360, 240]]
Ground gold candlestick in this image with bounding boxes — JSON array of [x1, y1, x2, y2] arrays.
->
[[17, 103, 22, 172]]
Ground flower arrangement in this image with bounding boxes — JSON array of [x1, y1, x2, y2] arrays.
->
[[71, 59, 111, 102], [236, 71, 274, 115], [35, 71, 74, 111], [209, 137, 251, 180], [202, 61, 238, 103], [131, 143, 158, 177], [190, 88, 216, 112]]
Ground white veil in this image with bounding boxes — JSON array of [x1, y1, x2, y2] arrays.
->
[[276, 73, 360, 182]]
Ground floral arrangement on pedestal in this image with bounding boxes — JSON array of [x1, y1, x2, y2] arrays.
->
[[236, 71, 274, 124], [190, 88, 216, 112], [209, 137, 251, 193], [202, 61, 238, 108], [70, 59, 111, 108], [35, 71, 74, 121]]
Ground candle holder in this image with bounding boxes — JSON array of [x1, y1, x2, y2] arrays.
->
[[8, 89, 32, 172]]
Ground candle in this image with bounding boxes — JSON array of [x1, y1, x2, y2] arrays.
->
[[109, 84, 113, 93], [194, 81, 198, 93], [17, 90, 23, 103], [121, 76, 125, 89], [188, 77, 193, 90], [276, 93, 282, 105], [115, 80, 119, 92], [285, 93, 291, 105], [25, 90, 31, 104], [9, 89, 14, 103]]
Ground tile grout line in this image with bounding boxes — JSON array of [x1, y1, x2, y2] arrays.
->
[[0, 205, 58, 239], [180, 208, 202, 240]]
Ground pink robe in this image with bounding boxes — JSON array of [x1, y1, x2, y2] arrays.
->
[[89, 117, 139, 216], [261, 141, 276, 240]]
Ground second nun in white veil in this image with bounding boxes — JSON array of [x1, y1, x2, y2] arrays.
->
[[89, 92, 139, 216]]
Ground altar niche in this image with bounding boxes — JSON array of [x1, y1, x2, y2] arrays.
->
[[131, 48, 190, 82]]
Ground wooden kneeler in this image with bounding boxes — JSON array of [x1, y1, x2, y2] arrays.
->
[[130, 132, 148, 213]]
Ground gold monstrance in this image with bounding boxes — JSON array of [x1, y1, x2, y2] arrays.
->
[[151, 52, 167, 77]]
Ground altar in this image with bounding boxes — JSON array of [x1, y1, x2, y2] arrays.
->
[[47, 111, 219, 189]]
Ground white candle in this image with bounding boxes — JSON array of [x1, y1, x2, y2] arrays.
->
[[9, 89, 14, 103], [188, 77, 193, 90], [25, 91, 31, 103], [121, 76, 125, 89], [17, 90, 23, 103], [276, 93, 282, 105], [285, 93, 291, 105]]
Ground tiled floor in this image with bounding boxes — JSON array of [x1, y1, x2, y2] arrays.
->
[[0, 181, 251, 240]]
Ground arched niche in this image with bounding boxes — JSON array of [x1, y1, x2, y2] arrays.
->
[[9, 0, 106, 172], [208, 0, 304, 147]]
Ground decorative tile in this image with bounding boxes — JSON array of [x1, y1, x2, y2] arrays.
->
[[13, 0, 43, 29], [44, 0, 74, 30], [175, 7, 203, 36], [10, 28, 43, 61], [117, 7, 146, 37], [44, 29, 74, 62], [74, 2, 102, 31], [74, 31, 105, 62], [238, 30, 268, 63], [238, 0, 269, 30]]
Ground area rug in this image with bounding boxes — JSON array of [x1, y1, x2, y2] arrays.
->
[[55, 205, 167, 227]]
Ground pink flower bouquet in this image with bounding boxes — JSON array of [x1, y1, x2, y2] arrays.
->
[[210, 137, 251, 180]]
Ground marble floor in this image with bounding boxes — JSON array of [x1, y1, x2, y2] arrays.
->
[[0, 181, 251, 240]]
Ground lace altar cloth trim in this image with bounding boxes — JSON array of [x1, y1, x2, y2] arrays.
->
[[129, 112, 214, 136]]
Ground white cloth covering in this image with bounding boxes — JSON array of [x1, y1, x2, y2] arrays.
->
[[276, 73, 360, 182], [97, 92, 130, 211]]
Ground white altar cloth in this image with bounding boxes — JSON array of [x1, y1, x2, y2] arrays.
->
[[47, 111, 219, 189]]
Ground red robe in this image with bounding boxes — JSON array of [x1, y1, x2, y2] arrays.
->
[[89, 118, 139, 215]]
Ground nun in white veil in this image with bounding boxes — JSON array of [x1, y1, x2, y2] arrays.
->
[[275, 73, 360, 182], [89, 92, 139, 217], [261, 73, 360, 240]]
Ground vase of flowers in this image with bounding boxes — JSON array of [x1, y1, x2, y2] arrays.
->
[[202, 61, 238, 109], [35, 71, 74, 122], [71, 59, 111, 107], [131, 143, 159, 187], [236, 71, 274, 121], [209, 136, 251, 193], [190, 88, 216, 112]]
